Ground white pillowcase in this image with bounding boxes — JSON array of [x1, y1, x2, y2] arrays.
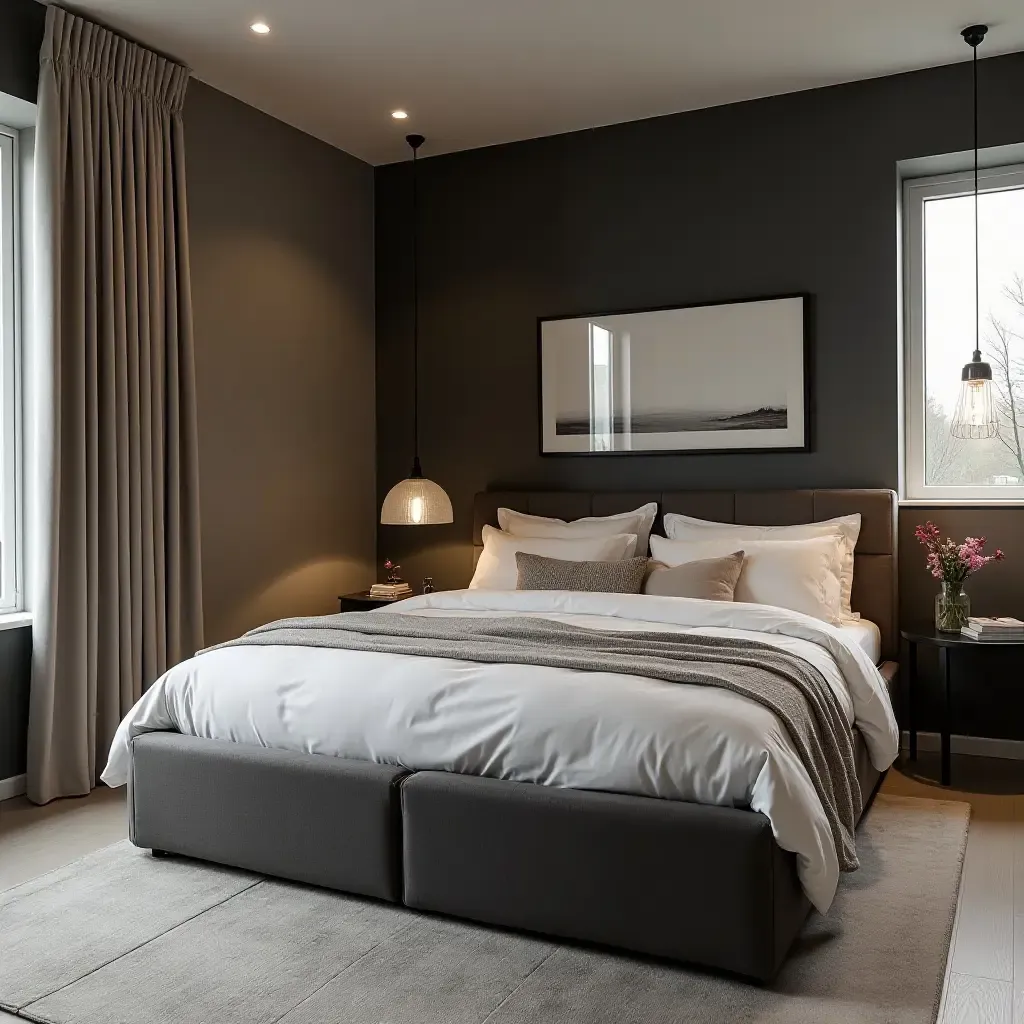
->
[[471, 526, 638, 591], [662, 512, 861, 620], [498, 503, 659, 557], [649, 533, 844, 624]]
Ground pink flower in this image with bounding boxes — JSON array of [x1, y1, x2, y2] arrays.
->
[[917, 523, 1006, 584]]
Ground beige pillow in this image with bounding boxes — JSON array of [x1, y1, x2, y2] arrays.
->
[[649, 534, 844, 624], [470, 525, 638, 591], [516, 553, 649, 594], [643, 552, 745, 602], [498, 503, 659, 556], [662, 512, 861, 620]]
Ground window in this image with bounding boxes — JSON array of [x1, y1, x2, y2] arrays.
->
[[903, 163, 1024, 501], [0, 124, 22, 609]]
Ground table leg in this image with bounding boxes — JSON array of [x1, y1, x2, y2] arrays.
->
[[940, 646, 951, 786], [908, 640, 917, 761]]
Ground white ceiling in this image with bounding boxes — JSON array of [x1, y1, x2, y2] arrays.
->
[[67, 0, 1024, 165]]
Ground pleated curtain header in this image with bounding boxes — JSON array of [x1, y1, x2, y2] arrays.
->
[[41, 6, 191, 113]]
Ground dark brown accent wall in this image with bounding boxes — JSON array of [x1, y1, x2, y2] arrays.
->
[[374, 52, 1024, 602], [0, 627, 32, 781], [0, 0, 44, 103], [185, 81, 376, 644], [1, 9, 377, 778]]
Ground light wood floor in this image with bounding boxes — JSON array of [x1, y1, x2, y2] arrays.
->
[[1, 759, 1023, 1023]]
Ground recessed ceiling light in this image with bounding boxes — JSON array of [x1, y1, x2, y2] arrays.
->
[[250, 21, 271, 35], [391, 110, 409, 120]]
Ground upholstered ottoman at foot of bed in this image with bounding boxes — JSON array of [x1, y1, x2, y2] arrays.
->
[[128, 733, 408, 901], [401, 771, 810, 982]]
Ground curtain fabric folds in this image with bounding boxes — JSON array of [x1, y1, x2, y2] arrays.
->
[[27, 6, 203, 804]]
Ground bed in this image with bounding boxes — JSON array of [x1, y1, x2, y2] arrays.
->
[[107, 487, 899, 982]]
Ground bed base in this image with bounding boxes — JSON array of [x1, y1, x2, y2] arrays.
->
[[128, 724, 887, 983]]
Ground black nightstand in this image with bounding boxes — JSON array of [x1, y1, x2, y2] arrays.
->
[[337, 591, 404, 613], [902, 625, 1024, 786]]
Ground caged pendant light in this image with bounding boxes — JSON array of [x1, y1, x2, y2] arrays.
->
[[950, 24, 999, 440], [380, 134, 454, 525]]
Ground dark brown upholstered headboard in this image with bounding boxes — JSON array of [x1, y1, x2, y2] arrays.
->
[[473, 489, 899, 662]]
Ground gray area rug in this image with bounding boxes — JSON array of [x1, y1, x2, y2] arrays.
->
[[0, 793, 968, 1024]]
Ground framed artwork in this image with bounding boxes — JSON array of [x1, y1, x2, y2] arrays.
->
[[538, 293, 810, 455]]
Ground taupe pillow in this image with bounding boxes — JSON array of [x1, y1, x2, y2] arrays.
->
[[642, 551, 745, 601], [515, 552, 648, 594]]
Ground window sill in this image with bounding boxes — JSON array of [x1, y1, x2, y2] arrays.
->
[[0, 611, 31, 631], [900, 499, 1024, 508]]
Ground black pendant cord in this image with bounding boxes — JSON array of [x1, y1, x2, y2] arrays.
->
[[961, 25, 987, 364], [408, 133, 424, 478], [972, 35, 980, 362]]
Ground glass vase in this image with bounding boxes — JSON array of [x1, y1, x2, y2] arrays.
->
[[935, 583, 970, 633]]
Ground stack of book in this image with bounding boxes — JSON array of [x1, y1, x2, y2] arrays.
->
[[961, 616, 1024, 641], [369, 581, 412, 599]]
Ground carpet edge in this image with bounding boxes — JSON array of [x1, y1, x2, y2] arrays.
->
[[927, 801, 972, 1024], [0, 840, 135, 901]]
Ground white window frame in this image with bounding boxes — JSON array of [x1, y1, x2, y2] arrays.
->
[[0, 124, 23, 610], [903, 161, 1024, 502]]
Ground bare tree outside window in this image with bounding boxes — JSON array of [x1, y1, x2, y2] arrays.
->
[[987, 273, 1024, 480]]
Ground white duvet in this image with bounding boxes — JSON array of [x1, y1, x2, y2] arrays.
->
[[102, 590, 899, 912]]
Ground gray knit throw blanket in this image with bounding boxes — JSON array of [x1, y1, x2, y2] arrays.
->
[[210, 612, 863, 871]]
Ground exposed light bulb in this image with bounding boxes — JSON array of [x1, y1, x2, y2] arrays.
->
[[250, 21, 271, 34], [410, 496, 424, 524], [951, 377, 998, 438]]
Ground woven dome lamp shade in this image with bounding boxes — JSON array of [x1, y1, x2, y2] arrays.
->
[[380, 133, 453, 526], [381, 464, 453, 525]]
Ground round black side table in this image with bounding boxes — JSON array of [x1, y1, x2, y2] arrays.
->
[[901, 625, 1024, 786]]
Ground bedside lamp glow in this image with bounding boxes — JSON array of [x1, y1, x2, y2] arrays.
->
[[380, 133, 453, 527]]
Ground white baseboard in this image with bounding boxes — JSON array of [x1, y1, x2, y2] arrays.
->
[[901, 730, 1024, 761], [0, 773, 27, 801]]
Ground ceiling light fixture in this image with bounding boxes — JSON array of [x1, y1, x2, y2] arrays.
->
[[391, 110, 409, 120], [950, 24, 998, 440], [250, 21, 271, 35]]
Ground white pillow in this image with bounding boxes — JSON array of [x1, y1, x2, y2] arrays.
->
[[471, 526, 638, 591], [649, 534, 844, 624], [662, 512, 861, 620], [498, 503, 659, 557]]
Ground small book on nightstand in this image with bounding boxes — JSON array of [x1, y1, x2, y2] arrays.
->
[[961, 616, 1024, 640]]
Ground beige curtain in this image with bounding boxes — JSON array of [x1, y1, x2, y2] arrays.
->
[[27, 7, 203, 804]]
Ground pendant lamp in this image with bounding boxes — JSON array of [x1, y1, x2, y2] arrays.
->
[[950, 24, 999, 439], [381, 134, 454, 525]]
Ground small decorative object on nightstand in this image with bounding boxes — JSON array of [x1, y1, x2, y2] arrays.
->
[[368, 559, 412, 600], [422, 577, 435, 594], [902, 625, 1024, 786], [913, 522, 1004, 632]]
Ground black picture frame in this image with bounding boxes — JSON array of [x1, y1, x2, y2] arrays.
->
[[537, 292, 812, 457]]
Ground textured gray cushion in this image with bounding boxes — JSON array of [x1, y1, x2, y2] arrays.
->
[[515, 553, 648, 593], [643, 550, 745, 601]]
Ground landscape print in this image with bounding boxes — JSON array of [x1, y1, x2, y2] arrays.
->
[[540, 296, 807, 454], [554, 406, 788, 435]]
